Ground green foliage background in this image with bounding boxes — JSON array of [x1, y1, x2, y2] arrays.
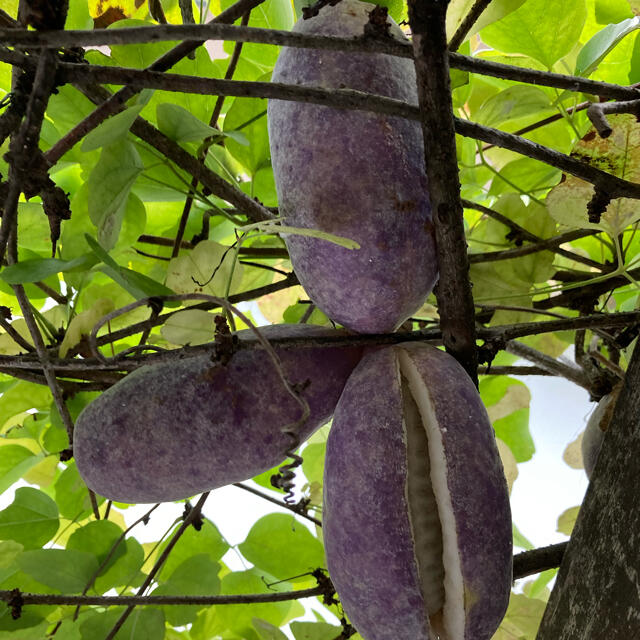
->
[[1, 0, 640, 637]]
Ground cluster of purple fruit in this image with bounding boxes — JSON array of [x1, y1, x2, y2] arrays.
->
[[75, 2, 512, 638]]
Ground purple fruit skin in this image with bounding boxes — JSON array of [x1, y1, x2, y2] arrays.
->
[[268, 0, 438, 333], [323, 345, 512, 640], [74, 325, 363, 503]]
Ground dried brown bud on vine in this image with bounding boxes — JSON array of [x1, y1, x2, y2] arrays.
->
[[268, 0, 437, 333], [74, 325, 363, 503], [323, 344, 512, 640]]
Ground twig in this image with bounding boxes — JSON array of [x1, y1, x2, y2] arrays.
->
[[469, 229, 604, 267], [449, 0, 494, 51], [0, 586, 325, 607], [505, 340, 591, 390], [3, 49, 75, 445], [73, 504, 161, 621], [586, 99, 640, 138], [456, 117, 640, 200], [27, 59, 640, 203], [463, 199, 605, 271], [478, 365, 554, 376], [104, 493, 210, 640], [43, 0, 268, 163], [409, 0, 478, 384], [482, 100, 591, 152], [91, 272, 298, 349], [513, 542, 567, 580], [0, 313, 35, 352], [59, 82, 274, 224], [234, 482, 322, 527], [1, 24, 639, 101], [0, 50, 58, 265], [172, 11, 252, 258]]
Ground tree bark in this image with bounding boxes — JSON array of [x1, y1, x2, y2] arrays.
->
[[537, 340, 640, 638]]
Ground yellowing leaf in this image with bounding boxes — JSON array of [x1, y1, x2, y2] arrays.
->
[[258, 285, 307, 324], [563, 430, 585, 469], [23, 455, 59, 488], [89, 0, 139, 19], [0, 306, 67, 356], [557, 505, 580, 536], [165, 241, 244, 299], [496, 437, 519, 494], [547, 115, 640, 235], [59, 298, 115, 358], [487, 384, 531, 423], [161, 310, 216, 346]]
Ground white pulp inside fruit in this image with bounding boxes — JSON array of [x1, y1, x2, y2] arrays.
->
[[399, 350, 465, 640]]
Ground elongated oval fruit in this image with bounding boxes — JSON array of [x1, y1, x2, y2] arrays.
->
[[582, 384, 622, 479], [323, 344, 512, 640], [74, 325, 363, 503], [268, 0, 438, 333]]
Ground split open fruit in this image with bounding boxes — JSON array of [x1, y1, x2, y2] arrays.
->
[[323, 343, 512, 640]]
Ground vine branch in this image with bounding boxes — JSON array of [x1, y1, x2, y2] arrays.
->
[[409, 0, 478, 384]]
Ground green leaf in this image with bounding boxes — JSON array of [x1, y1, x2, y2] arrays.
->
[[88, 140, 144, 250], [157, 103, 216, 143], [239, 514, 325, 581], [489, 157, 561, 197], [494, 593, 547, 639], [223, 93, 271, 175], [446, 0, 527, 39], [65, 0, 92, 29], [222, 0, 293, 67], [81, 104, 144, 151], [476, 86, 551, 128], [17, 549, 99, 593], [282, 303, 329, 326], [46, 85, 95, 138], [253, 618, 289, 640], [0, 619, 48, 637], [524, 568, 557, 599], [0, 255, 96, 285], [54, 462, 102, 520], [93, 537, 145, 592], [85, 234, 176, 301], [595, 0, 633, 24], [0, 381, 53, 422], [80, 607, 165, 640], [67, 520, 126, 569], [156, 519, 229, 580], [301, 442, 326, 487], [0, 445, 41, 494], [58, 297, 115, 358], [480, 376, 535, 462], [576, 16, 640, 76], [513, 522, 534, 550], [216, 569, 303, 640], [290, 621, 343, 640], [481, 0, 587, 68], [0, 487, 58, 549], [153, 554, 221, 626]]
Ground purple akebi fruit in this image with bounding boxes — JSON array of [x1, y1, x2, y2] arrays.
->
[[268, 0, 438, 333], [323, 343, 512, 640], [74, 325, 363, 503]]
